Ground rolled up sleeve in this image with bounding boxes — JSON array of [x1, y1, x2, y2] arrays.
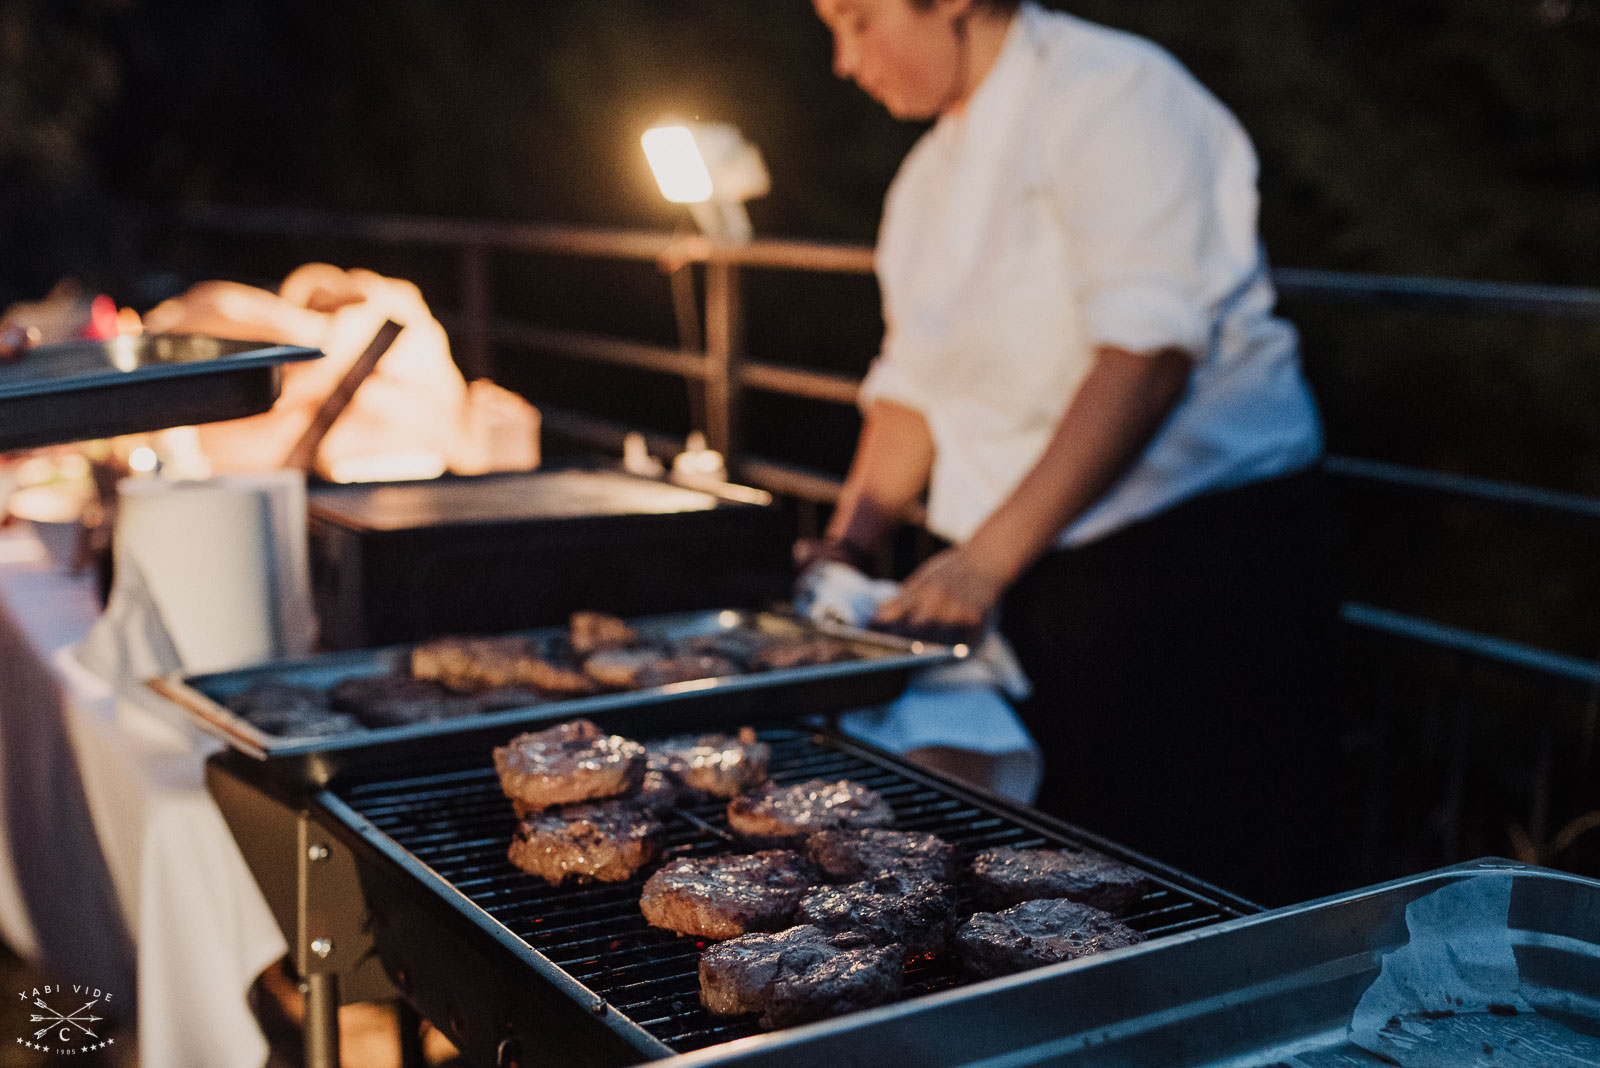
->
[[1050, 60, 1240, 359], [856, 343, 932, 416]]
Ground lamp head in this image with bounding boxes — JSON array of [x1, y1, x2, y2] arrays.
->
[[642, 120, 769, 244]]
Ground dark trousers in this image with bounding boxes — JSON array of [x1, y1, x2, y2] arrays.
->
[[1000, 469, 1353, 907]]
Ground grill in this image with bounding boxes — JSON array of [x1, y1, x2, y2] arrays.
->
[[210, 720, 1257, 1067]]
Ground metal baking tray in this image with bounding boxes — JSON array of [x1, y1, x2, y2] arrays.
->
[[649, 859, 1600, 1068], [150, 609, 962, 775], [0, 334, 322, 450]]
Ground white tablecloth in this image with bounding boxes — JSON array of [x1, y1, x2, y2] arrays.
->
[[0, 527, 286, 1067]]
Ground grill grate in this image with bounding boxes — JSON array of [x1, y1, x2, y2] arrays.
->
[[331, 727, 1248, 1056]]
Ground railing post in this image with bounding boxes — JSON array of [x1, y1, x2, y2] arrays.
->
[[703, 258, 744, 472], [458, 243, 492, 381]]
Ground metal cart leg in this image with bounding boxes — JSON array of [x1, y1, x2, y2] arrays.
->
[[304, 973, 341, 1068], [397, 1000, 426, 1068]]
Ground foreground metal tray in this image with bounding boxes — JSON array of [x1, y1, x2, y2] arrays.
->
[[643, 858, 1600, 1068], [0, 334, 322, 450], [152, 609, 961, 776]]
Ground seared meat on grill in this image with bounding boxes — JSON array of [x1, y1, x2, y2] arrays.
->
[[727, 779, 895, 842], [329, 674, 476, 728], [804, 828, 958, 883], [507, 797, 664, 884], [568, 610, 638, 655], [796, 870, 958, 958], [955, 898, 1146, 980], [633, 767, 684, 814], [510, 764, 681, 820], [639, 850, 819, 940], [746, 636, 857, 672], [968, 846, 1152, 915], [699, 924, 904, 1029], [493, 719, 646, 811], [646, 728, 771, 798], [223, 682, 359, 737]]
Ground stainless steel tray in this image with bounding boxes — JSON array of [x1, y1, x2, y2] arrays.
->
[[652, 860, 1600, 1068], [151, 609, 961, 767], [0, 334, 322, 450]]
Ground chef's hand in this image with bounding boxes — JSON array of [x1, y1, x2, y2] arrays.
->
[[871, 545, 1002, 646]]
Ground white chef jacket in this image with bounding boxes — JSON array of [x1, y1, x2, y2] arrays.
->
[[861, 1, 1322, 548]]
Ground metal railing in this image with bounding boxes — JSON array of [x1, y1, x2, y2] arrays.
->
[[168, 202, 1600, 875]]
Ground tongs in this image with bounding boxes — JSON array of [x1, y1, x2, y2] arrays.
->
[[282, 318, 403, 472]]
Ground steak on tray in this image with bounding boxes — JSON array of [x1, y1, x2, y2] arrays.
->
[[727, 779, 895, 842], [410, 634, 540, 692], [955, 898, 1147, 980], [412, 633, 600, 697], [745, 635, 857, 671], [567, 610, 638, 655], [699, 924, 904, 1030], [493, 718, 646, 811], [639, 850, 820, 940], [581, 646, 670, 690], [968, 846, 1153, 915], [223, 682, 359, 737], [633, 652, 746, 689], [329, 674, 477, 728]]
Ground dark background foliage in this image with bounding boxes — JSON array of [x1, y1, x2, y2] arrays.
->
[[10, 1, 1594, 266], [3, 0, 1599, 639]]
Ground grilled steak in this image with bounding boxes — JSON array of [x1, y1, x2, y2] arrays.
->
[[804, 828, 958, 883], [632, 653, 744, 689], [639, 850, 819, 940], [646, 728, 771, 798], [223, 682, 358, 737], [727, 779, 895, 842], [507, 797, 664, 884], [699, 924, 904, 1029], [510, 763, 681, 820], [517, 635, 604, 697], [470, 685, 545, 712], [676, 629, 774, 667], [582, 646, 669, 690], [633, 767, 685, 814], [955, 898, 1146, 980], [968, 846, 1152, 915], [746, 636, 857, 672], [412, 633, 600, 697], [796, 870, 958, 958], [493, 719, 646, 811], [329, 674, 476, 728], [568, 610, 638, 655], [411, 634, 540, 692]]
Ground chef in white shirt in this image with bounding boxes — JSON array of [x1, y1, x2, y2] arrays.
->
[[803, 0, 1348, 905]]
